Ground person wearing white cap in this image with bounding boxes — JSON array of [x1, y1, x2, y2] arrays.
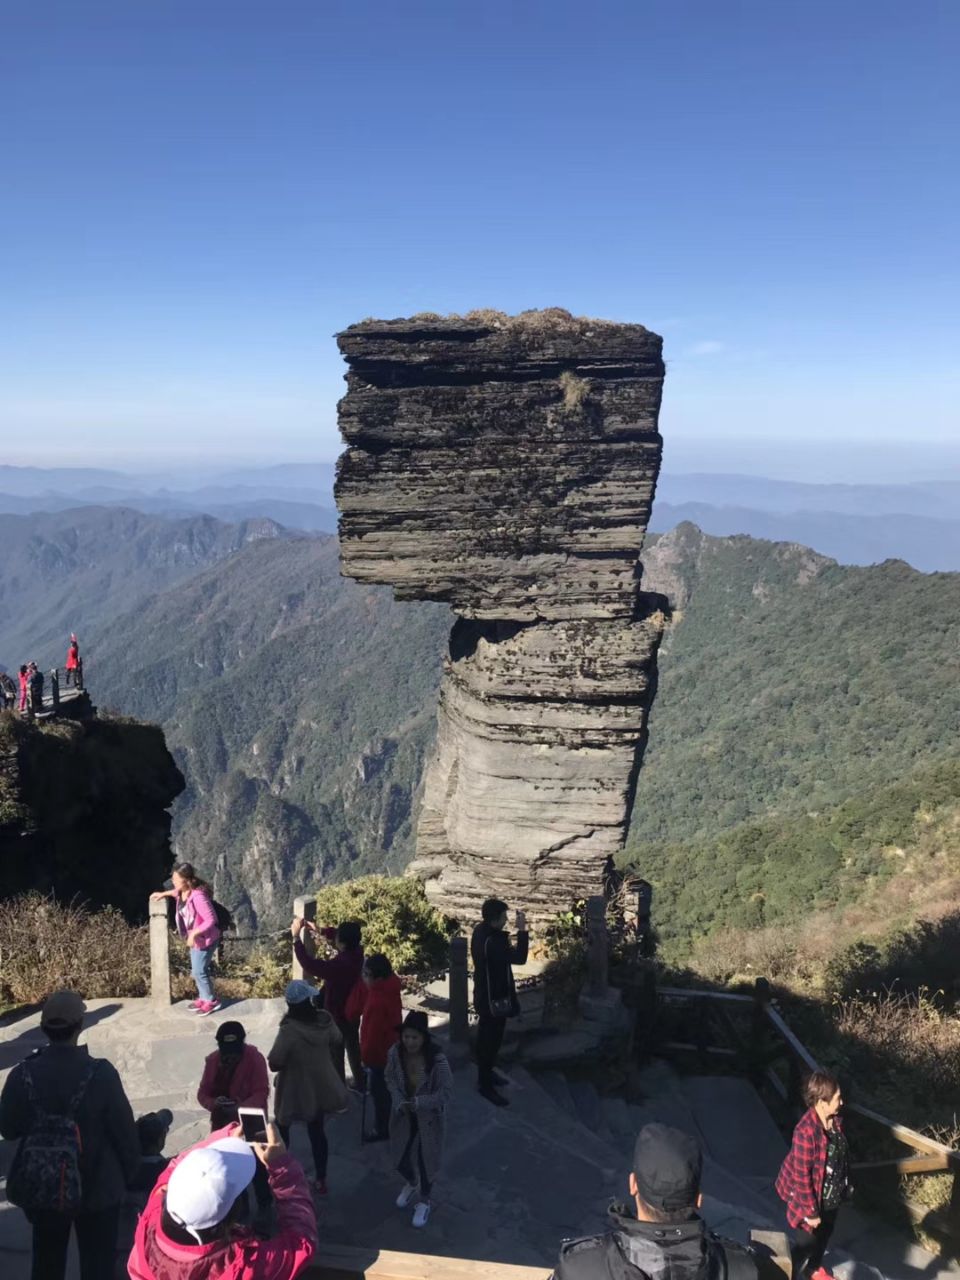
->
[[127, 1122, 317, 1279], [267, 980, 348, 1197]]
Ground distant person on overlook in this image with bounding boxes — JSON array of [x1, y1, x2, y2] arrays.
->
[[267, 979, 347, 1197], [17, 663, 29, 712], [65, 633, 81, 686], [0, 670, 16, 710], [127, 1121, 317, 1280], [28, 662, 44, 715], [471, 897, 529, 1107], [346, 951, 403, 1142], [776, 1069, 850, 1280], [290, 915, 364, 1089], [551, 1122, 757, 1280], [0, 989, 140, 1280], [151, 862, 222, 1015], [385, 1010, 453, 1230]]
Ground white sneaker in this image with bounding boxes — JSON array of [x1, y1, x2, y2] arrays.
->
[[412, 1201, 431, 1228], [396, 1183, 418, 1209]]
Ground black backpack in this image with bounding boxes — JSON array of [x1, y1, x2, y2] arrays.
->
[[213, 899, 234, 934], [7, 1059, 99, 1215]]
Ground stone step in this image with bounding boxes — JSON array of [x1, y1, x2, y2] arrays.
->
[[508, 1066, 624, 1178], [599, 1094, 631, 1146], [677, 1075, 786, 1184], [566, 1079, 605, 1136], [536, 1070, 579, 1119]]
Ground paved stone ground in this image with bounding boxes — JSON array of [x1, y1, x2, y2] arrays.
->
[[0, 998, 957, 1280]]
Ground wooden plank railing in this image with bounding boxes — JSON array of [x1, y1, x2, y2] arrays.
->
[[654, 978, 960, 1241]]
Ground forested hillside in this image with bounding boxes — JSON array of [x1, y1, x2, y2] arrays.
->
[[6, 506, 955, 939], [93, 535, 450, 930]]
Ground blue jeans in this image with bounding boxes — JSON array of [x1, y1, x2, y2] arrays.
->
[[190, 944, 216, 1002]]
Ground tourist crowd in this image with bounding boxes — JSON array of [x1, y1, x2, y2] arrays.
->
[[0, 634, 84, 716], [0, 882, 850, 1280]]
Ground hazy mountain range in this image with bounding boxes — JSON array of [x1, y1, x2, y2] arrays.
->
[[1, 463, 956, 571]]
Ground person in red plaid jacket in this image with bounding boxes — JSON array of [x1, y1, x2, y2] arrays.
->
[[776, 1069, 850, 1280]]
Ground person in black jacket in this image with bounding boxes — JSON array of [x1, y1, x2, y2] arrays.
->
[[552, 1123, 756, 1280], [470, 897, 529, 1107], [0, 989, 140, 1280]]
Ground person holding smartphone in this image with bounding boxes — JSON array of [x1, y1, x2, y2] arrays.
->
[[127, 1122, 317, 1279], [470, 899, 529, 1107]]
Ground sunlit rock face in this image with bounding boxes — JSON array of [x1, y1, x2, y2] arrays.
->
[[335, 309, 666, 924]]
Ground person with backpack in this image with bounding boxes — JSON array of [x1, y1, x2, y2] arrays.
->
[[127, 1121, 317, 1280], [151, 862, 222, 1015], [290, 916, 364, 1089], [0, 989, 140, 1280], [345, 952, 403, 1142], [470, 897, 529, 1107], [267, 979, 348, 1197], [551, 1122, 757, 1280], [776, 1069, 850, 1280]]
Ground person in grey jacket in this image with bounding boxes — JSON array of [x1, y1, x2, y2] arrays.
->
[[384, 1011, 453, 1230], [0, 989, 140, 1280]]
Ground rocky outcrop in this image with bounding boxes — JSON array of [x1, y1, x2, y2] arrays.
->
[[335, 310, 666, 923], [0, 711, 185, 919]]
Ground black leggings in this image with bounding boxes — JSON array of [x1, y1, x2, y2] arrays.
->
[[397, 1113, 431, 1198], [278, 1117, 328, 1181], [475, 1014, 507, 1088], [791, 1209, 837, 1279]]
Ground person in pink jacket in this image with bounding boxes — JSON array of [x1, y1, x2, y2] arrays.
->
[[127, 1122, 317, 1280], [151, 863, 221, 1015]]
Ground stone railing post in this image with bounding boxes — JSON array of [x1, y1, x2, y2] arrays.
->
[[149, 897, 171, 1005], [586, 895, 609, 996], [292, 895, 317, 980], [448, 936, 469, 1043]]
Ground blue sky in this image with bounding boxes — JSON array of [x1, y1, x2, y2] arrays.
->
[[1, 1, 957, 476]]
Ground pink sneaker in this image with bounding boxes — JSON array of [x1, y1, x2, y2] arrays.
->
[[196, 1000, 222, 1017], [188, 999, 203, 1011], [312, 1178, 328, 1197]]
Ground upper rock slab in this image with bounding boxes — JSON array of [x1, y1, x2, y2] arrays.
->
[[335, 310, 665, 621]]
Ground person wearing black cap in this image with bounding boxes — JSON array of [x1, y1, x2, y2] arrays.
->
[[552, 1123, 756, 1280], [115, 1110, 174, 1275], [197, 1021, 272, 1215], [0, 989, 140, 1280]]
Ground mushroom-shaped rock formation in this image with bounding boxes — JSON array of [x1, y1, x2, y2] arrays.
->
[[335, 309, 666, 924]]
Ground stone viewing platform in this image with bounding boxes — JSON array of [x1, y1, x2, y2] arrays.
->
[[1, 996, 952, 1280]]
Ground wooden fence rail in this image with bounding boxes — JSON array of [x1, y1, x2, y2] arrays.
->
[[655, 979, 960, 1241]]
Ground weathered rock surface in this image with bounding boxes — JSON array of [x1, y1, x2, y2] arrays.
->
[[336, 311, 664, 621], [335, 310, 665, 922]]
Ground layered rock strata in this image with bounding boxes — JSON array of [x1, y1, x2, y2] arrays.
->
[[335, 310, 666, 922]]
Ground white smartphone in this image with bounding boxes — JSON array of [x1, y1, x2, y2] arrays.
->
[[237, 1107, 268, 1145]]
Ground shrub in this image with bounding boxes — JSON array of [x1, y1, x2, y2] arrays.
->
[[310, 875, 455, 973], [558, 369, 589, 410], [0, 894, 149, 1003]]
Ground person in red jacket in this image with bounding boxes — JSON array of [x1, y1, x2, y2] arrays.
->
[[127, 1122, 316, 1280], [291, 916, 364, 1089], [346, 953, 403, 1143], [197, 1022, 271, 1218], [65, 634, 80, 686], [776, 1069, 850, 1280]]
